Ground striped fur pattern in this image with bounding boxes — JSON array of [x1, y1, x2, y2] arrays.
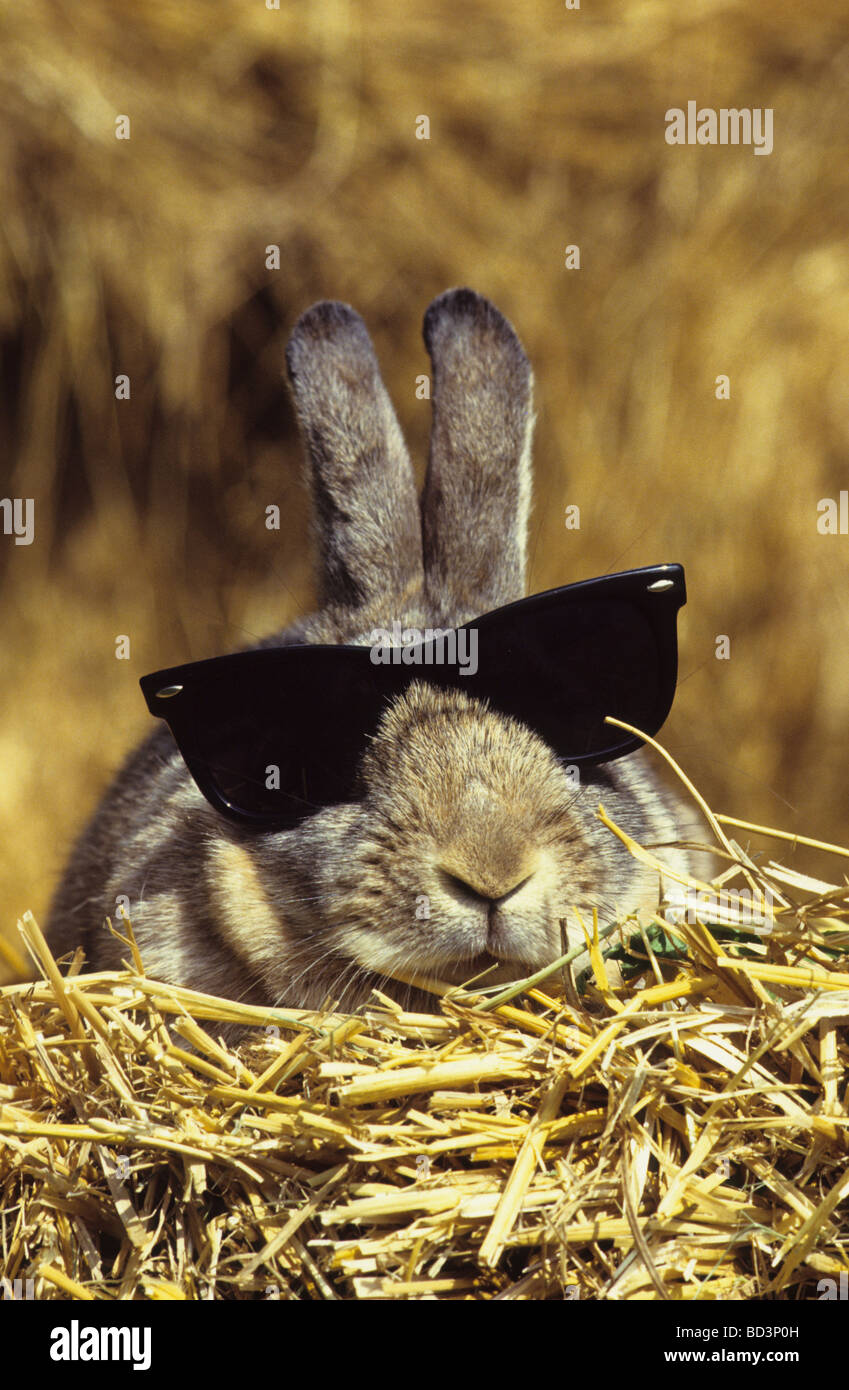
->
[[47, 289, 695, 1034]]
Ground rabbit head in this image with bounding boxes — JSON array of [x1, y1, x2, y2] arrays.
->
[[202, 289, 691, 1011]]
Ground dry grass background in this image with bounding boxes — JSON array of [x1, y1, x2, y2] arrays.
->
[[1, 0, 849, 973]]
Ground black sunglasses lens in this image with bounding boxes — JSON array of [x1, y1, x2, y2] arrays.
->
[[180, 654, 388, 824], [469, 595, 667, 759]]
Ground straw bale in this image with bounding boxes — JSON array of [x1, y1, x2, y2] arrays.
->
[[2, 794, 847, 1300]]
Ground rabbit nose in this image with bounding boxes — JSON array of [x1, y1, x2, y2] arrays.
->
[[436, 782, 540, 902], [439, 866, 535, 907]]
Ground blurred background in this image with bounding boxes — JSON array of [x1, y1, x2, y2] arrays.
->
[[2, 0, 849, 979]]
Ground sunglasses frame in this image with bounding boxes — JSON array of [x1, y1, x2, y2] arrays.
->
[[140, 563, 686, 828]]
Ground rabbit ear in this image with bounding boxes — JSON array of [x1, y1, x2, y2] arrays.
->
[[421, 288, 534, 618], [285, 300, 424, 613]]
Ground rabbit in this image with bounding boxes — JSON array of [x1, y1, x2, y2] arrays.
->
[[46, 288, 696, 1029]]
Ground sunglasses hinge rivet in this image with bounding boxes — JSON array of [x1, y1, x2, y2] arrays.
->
[[156, 685, 184, 698]]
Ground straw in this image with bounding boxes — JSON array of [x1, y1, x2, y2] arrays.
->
[[2, 785, 848, 1299]]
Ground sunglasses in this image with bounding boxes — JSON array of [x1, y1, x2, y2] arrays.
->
[[140, 563, 686, 830]]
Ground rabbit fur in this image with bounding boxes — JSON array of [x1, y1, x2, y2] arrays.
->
[[47, 288, 695, 1026]]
